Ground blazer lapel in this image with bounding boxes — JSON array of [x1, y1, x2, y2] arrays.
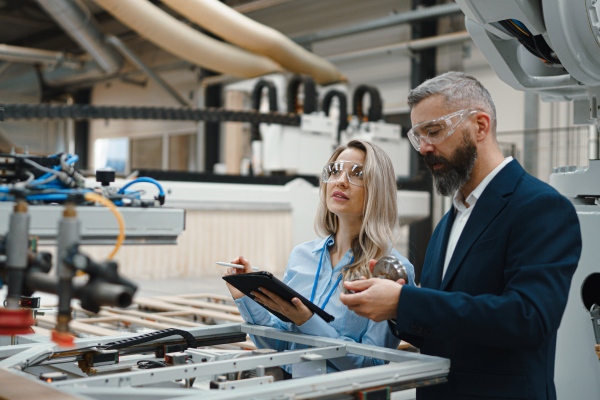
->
[[439, 160, 525, 291], [422, 207, 455, 290]]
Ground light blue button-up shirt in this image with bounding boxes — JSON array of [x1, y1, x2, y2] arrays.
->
[[234, 235, 416, 374]]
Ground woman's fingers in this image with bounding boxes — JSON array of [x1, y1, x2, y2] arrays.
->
[[258, 287, 284, 303], [251, 291, 279, 310], [232, 256, 254, 273], [291, 298, 310, 314], [229, 256, 254, 274]]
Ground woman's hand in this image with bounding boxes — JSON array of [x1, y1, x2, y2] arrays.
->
[[251, 287, 313, 326], [224, 256, 255, 300]]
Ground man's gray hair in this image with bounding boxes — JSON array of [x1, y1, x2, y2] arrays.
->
[[408, 71, 497, 135]]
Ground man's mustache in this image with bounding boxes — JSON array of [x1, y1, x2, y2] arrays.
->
[[424, 154, 449, 170]]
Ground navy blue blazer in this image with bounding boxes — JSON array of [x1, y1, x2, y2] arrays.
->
[[391, 160, 582, 400]]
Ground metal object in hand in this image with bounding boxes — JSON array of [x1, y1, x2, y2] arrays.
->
[[343, 255, 408, 294], [372, 255, 408, 282]]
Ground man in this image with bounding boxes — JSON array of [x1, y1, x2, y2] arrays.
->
[[340, 72, 582, 400]]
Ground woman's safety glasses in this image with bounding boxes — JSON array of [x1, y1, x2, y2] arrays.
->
[[407, 108, 482, 151], [322, 161, 364, 187]]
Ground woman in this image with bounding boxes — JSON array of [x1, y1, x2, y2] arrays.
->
[[225, 139, 415, 375]]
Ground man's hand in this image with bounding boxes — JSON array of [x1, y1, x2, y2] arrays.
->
[[251, 287, 313, 326], [339, 259, 406, 322]]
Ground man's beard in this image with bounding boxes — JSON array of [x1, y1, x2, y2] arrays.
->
[[424, 129, 478, 197]]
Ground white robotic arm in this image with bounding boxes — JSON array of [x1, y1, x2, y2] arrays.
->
[[457, 0, 600, 124]]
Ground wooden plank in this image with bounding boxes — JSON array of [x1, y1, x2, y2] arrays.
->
[[99, 307, 205, 328], [177, 293, 233, 302], [135, 297, 244, 323], [234, 340, 257, 350], [31, 325, 53, 337], [156, 296, 240, 314], [36, 314, 120, 336], [155, 311, 198, 317], [71, 305, 179, 330], [71, 316, 121, 323]]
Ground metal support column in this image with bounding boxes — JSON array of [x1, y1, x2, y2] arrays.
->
[[202, 70, 222, 173], [408, 0, 437, 284], [524, 92, 539, 175]]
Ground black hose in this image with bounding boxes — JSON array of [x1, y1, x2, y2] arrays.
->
[[286, 74, 317, 114], [352, 85, 382, 122], [251, 80, 278, 112], [250, 80, 278, 141], [322, 90, 348, 144]]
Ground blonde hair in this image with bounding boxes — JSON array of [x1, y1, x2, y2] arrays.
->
[[314, 139, 399, 281]]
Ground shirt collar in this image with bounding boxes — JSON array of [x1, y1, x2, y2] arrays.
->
[[453, 157, 513, 211], [312, 234, 335, 253]]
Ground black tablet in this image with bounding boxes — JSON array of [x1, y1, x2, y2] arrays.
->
[[223, 271, 335, 323]]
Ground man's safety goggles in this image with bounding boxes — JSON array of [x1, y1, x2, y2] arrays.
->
[[322, 161, 364, 187], [407, 108, 482, 151]]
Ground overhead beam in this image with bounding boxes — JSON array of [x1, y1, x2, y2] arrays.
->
[[292, 2, 462, 45]]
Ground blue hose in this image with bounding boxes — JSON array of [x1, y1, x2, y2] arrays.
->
[[118, 177, 165, 205]]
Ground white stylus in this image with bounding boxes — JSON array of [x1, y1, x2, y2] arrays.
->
[[216, 262, 259, 271]]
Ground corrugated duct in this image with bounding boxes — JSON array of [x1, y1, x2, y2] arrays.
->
[[90, 0, 284, 79], [160, 0, 345, 85]]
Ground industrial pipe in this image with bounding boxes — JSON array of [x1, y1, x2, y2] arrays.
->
[[25, 271, 134, 309], [105, 35, 190, 107], [160, 0, 344, 84], [327, 31, 472, 63], [292, 2, 463, 45], [35, 0, 122, 75], [91, 0, 284, 79], [0, 44, 82, 69]]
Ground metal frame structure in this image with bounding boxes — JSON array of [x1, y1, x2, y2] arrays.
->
[[0, 323, 450, 400]]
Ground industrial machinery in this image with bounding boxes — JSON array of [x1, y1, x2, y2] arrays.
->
[[0, 106, 185, 345], [250, 75, 411, 178], [456, 1, 600, 398], [252, 74, 339, 176], [0, 324, 449, 399], [342, 85, 411, 179]]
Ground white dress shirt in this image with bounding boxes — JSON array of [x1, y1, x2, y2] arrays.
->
[[442, 157, 513, 279]]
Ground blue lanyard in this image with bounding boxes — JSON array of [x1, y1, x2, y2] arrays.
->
[[310, 236, 355, 310]]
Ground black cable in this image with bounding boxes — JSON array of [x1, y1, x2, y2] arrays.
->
[[103, 328, 197, 351], [497, 20, 560, 65], [352, 85, 383, 122], [322, 90, 348, 145], [250, 80, 278, 141], [251, 80, 278, 112], [286, 74, 317, 114]]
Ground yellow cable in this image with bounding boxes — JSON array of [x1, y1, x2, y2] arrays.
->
[[84, 192, 125, 259]]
